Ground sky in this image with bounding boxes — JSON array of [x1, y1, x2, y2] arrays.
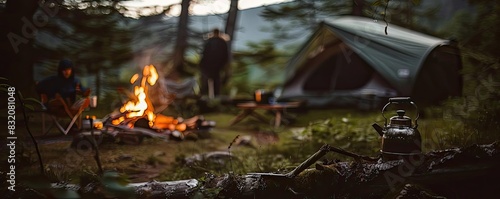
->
[[120, 0, 292, 17]]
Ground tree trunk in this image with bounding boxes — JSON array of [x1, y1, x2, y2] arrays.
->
[[0, 0, 41, 98], [224, 0, 238, 50], [222, 0, 238, 88], [171, 0, 190, 74]]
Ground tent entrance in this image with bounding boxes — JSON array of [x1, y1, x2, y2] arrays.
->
[[303, 46, 375, 94]]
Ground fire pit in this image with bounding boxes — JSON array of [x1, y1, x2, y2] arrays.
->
[[102, 112, 214, 143], [72, 65, 215, 146]]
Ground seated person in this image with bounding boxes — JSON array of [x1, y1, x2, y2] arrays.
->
[[36, 59, 90, 116]]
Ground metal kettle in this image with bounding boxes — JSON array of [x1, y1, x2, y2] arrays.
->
[[372, 97, 422, 161]]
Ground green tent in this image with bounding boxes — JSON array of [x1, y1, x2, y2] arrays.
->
[[279, 16, 462, 108]]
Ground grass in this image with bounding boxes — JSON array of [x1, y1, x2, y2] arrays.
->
[[9, 103, 500, 186]]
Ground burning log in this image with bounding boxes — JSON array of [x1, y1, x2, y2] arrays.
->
[[100, 109, 214, 144], [153, 114, 186, 131]]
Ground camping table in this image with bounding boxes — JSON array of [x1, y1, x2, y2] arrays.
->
[[230, 101, 302, 128]]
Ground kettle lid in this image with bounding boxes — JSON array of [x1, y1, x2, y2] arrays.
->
[[389, 110, 412, 126]]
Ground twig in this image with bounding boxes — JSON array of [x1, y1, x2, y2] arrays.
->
[[228, 135, 240, 173], [88, 116, 103, 175], [324, 145, 379, 162], [286, 144, 330, 178], [284, 144, 379, 178], [16, 90, 45, 175]]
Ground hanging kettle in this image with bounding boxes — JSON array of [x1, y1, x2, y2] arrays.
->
[[372, 97, 422, 161]]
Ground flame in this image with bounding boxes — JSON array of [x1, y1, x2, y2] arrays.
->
[[130, 74, 139, 84], [114, 65, 159, 127], [146, 65, 158, 86]]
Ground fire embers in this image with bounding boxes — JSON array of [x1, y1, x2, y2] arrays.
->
[[153, 114, 187, 132], [108, 113, 214, 142]]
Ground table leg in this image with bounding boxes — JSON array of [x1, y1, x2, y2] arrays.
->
[[250, 111, 271, 124], [274, 111, 282, 128], [230, 109, 254, 126]]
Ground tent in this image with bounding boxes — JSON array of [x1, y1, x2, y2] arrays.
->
[[278, 16, 462, 109]]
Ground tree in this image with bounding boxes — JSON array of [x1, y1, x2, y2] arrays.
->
[[220, 0, 239, 89], [32, 1, 134, 101], [0, 0, 42, 98], [171, 0, 191, 77], [446, 0, 499, 59], [224, 0, 239, 46], [0, 0, 141, 101], [437, 0, 500, 138]]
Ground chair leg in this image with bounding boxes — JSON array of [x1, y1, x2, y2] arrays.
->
[[51, 112, 81, 135], [41, 112, 56, 136], [45, 97, 90, 135], [52, 116, 66, 135]]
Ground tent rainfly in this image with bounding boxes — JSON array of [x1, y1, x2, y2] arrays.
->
[[278, 16, 462, 109]]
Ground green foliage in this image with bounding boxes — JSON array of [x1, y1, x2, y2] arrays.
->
[[243, 147, 295, 173], [439, 1, 500, 58], [436, 0, 500, 145], [368, 0, 434, 30], [35, 1, 135, 98], [293, 114, 381, 157], [100, 171, 135, 199], [439, 74, 500, 144], [192, 183, 222, 199]]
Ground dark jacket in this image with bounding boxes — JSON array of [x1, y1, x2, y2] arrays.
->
[[36, 59, 87, 103], [200, 36, 229, 76]]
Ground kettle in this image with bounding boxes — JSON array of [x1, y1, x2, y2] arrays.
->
[[372, 97, 422, 161]]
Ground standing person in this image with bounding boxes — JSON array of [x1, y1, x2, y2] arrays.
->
[[199, 28, 229, 97], [36, 59, 90, 114]]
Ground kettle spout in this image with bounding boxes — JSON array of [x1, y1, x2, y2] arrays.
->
[[372, 123, 384, 136]]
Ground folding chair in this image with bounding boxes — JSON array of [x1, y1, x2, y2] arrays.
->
[[40, 93, 90, 135]]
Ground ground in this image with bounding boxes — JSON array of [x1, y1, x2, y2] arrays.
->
[[13, 105, 478, 186], [16, 108, 295, 183]]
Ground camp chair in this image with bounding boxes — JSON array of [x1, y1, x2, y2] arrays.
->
[[40, 93, 90, 135]]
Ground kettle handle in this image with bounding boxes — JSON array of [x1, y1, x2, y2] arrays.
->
[[381, 97, 419, 128]]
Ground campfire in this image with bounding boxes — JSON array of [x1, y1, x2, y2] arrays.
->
[[103, 65, 212, 141], [111, 65, 158, 127]]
